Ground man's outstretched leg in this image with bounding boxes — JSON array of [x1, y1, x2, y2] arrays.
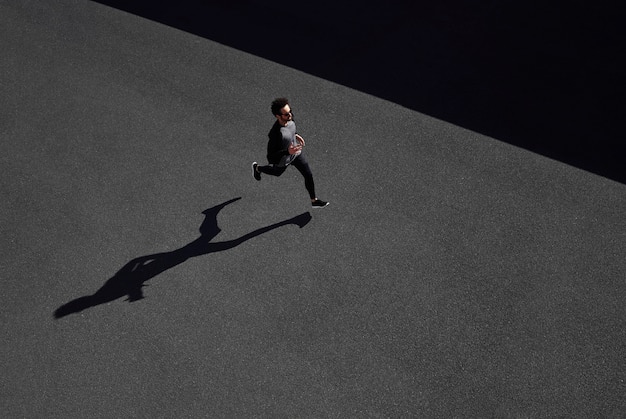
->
[[292, 155, 329, 208]]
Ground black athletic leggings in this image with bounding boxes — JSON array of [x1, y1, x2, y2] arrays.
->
[[259, 153, 316, 199]]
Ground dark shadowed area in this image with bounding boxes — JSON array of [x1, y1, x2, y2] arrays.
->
[[93, 0, 624, 183], [3, 1, 625, 417]]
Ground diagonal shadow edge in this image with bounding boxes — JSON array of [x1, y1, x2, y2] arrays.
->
[[53, 197, 312, 319], [89, 0, 625, 184]]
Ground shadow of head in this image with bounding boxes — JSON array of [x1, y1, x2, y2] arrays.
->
[[53, 198, 313, 319]]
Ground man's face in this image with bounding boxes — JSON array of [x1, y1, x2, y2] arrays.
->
[[276, 104, 293, 125]]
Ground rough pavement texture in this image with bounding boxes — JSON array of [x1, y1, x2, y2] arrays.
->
[[2, 1, 625, 417]]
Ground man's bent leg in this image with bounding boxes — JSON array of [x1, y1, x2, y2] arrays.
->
[[258, 164, 288, 177]]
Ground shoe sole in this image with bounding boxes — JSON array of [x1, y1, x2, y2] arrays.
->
[[252, 162, 261, 181]]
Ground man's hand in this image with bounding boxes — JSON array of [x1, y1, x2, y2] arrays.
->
[[295, 134, 305, 147], [288, 143, 303, 155]]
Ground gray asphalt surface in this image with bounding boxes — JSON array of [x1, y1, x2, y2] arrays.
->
[[2, 1, 625, 417]]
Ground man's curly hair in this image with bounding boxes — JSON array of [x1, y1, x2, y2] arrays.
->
[[271, 97, 290, 116]]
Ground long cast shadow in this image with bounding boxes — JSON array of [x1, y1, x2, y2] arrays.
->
[[54, 197, 311, 318]]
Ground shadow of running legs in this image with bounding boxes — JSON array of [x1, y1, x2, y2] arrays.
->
[[54, 198, 311, 318]]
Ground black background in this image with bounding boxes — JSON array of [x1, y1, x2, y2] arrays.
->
[[95, 0, 624, 183]]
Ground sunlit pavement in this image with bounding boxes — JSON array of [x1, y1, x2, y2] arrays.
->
[[2, 1, 625, 417]]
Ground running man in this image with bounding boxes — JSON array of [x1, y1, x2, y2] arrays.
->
[[252, 98, 329, 208]]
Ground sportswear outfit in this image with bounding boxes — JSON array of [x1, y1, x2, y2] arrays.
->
[[257, 120, 316, 201]]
